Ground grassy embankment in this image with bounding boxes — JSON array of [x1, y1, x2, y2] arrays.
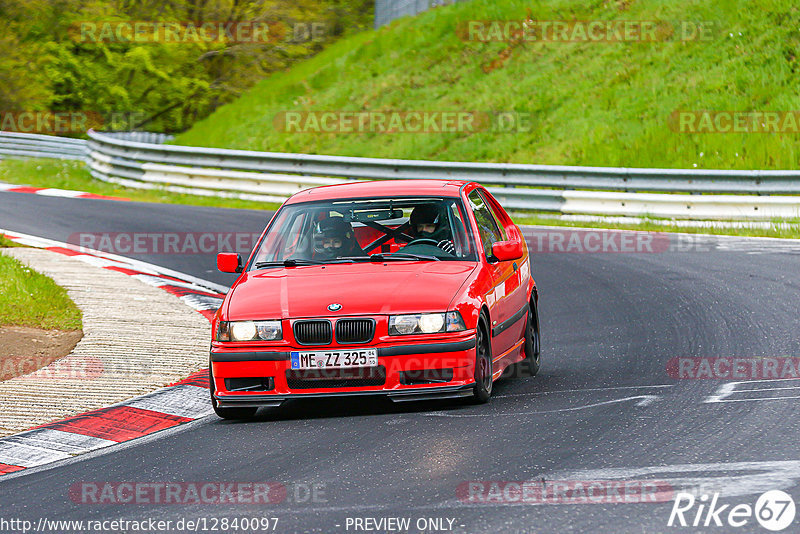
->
[[0, 240, 82, 330], [4, 0, 800, 237]]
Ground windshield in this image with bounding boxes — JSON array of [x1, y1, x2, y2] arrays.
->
[[249, 196, 477, 268]]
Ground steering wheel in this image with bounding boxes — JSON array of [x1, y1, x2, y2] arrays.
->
[[406, 238, 440, 247]]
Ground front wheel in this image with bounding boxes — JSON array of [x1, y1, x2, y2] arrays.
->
[[520, 301, 541, 377], [209, 366, 258, 420], [470, 319, 493, 404]]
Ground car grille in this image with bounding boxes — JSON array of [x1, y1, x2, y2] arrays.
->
[[335, 319, 375, 344], [293, 320, 332, 345], [286, 366, 386, 389]]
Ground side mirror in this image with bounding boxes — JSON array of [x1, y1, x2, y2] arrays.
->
[[492, 240, 523, 262], [217, 253, 243, 273]]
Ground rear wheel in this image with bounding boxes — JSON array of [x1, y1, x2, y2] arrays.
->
[[470, 318, 493, 404], [520, 301, 541, 377], [209, 366, 258, 420]]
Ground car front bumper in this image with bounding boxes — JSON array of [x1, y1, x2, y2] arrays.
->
[[210, 335, 477, 407]]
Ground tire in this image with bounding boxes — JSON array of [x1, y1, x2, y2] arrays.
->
[[470, 317, 493, 404], [520, 300, 541, 377], [209, 366, 258, 420]]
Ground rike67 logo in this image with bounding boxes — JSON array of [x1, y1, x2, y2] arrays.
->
[[668, 490, 796, 531]]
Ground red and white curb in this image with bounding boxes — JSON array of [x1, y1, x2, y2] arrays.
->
[[0, 182, 129, 201], [1, 230, 227, 321], [0, 230, 227, 477]]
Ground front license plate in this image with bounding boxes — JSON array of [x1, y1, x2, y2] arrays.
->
[[290, 349, 378, 370]]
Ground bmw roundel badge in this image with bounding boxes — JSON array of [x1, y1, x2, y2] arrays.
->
[[327, 303, 343, 312]]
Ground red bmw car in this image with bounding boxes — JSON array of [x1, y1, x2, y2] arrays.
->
[[210, 179, 540, 419]]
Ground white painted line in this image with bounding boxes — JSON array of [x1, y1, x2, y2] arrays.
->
[[706, 396, 800, 403], [704, 379, 800, 403], [5, 429, 115, 455], [551, 460, 800, 499], [425, 395, 660, 417], [124, 385, 214, 419], [495, 384, 674, 398], [0, 183, 17, 191], [734, 385, 800, 393], [704, 382, 737, 403]]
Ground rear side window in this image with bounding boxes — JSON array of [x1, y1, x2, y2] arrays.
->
[[468, 190, 504, 258]]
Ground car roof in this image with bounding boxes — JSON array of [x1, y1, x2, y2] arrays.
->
[[285, 179, 473, 204]]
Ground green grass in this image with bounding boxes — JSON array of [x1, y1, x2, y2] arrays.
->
[[0, 159, 279, 211], [0, 254, 82, 330], [0, 235, 25, 248], [175, 0, 800, 171], [514, 215, 800, 239]]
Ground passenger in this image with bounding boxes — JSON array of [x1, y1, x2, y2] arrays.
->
[[312, 217, 363, 259]]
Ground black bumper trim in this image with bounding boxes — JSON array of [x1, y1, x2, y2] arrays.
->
[[492, 304, 528, 338], [213, 384, 474, 407], [377, 338, 475, 357], [210, 338, 476, 362], [211, 351, 290, 362]]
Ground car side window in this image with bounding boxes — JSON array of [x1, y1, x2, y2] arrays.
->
[[281, 211, 312, 260], [468, 190, 504, 258], [253, 210, 310, 263], [448, 201, 472, 257], [482, 192, 509, 242]]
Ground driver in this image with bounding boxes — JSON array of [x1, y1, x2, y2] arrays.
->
[[312, 217, 363, 259], [408, 204, 455, 254]]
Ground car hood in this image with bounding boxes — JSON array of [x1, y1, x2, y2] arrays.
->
[[226, 262, 477, 319]]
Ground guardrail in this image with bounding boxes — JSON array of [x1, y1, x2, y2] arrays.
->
[[85, 130, 347, 203], [96, 131, 174, 144], [0, 131, 87, 160], [3, 129, 800, 221]]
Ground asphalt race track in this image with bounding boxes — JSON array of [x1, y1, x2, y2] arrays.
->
[[2, 190, 800, 533]]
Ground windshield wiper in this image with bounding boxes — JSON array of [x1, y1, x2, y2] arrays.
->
[[254, 259, 327, 269], [368, 252, 440, 262], [254, 258, 359, 269]]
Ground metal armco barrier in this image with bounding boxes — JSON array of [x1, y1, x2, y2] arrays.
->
[[0, 131, 87, 160], [3, 129, 800, 221]]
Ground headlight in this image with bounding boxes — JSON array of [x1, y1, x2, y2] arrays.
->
[[389, 311, 466, 335], [217, 320, 282, 341]]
